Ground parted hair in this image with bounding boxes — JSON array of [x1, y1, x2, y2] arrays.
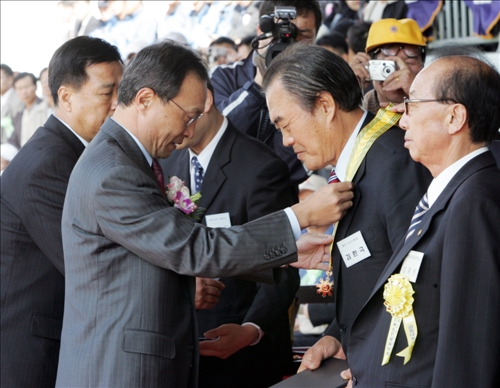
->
[[262, 43, 362, 113], [118, 41, 209, 106]]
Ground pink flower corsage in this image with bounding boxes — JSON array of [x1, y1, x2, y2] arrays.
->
[[165, 176, 204, 219]]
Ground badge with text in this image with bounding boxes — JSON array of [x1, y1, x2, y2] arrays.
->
[[205, 212, 231, 228], [399, 250, 424, 283], [337, 231, 371, 268]]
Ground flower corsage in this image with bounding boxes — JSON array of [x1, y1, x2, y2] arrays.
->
[[165, 176, 204, 219]]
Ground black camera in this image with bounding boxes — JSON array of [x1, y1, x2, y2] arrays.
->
[[254, 6, 298, 67]]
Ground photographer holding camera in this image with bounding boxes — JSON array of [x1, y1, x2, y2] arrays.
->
[[210, 1, 322, 194], [350, 18, 427, 114]]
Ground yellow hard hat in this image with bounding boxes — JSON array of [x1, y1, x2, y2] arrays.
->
[[365, 18, 426, 53]]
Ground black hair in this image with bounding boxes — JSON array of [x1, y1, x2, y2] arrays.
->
[[210, 37, 237, 51], [316, 32, 348, 55], [13, 72, 37, 87], [432, 46, 500, 145], [262, 43, 362, 113], [0, 64, 14, 77], [48, 36, 122, 106], [347, 21, 371, 54], [118, 40, 209, 106], [259, 0, 323, 35]]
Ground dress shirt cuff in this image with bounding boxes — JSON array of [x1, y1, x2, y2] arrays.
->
[[284, 207, 302, 241], [242, 322, 264, 345]]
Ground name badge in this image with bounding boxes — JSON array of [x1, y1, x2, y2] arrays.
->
[[205, 212, 231, 228], [400, 250, 424, 283], [337, 231, 371, 268]]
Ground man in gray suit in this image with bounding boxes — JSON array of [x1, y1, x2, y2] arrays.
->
[[57, 41, 355, 388]]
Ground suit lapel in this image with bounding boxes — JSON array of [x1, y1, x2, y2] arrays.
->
[[100, 118, 158, 186], [368, 151, 496, 299], [44, 115, 86, 157], [198, 123, 237, 210]]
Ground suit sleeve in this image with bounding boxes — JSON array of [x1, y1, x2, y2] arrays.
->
[[211, 63, 266, 137], [431, 190, 500, 387], [92, 163, 298, 279], [21, 153, 75, 275], [241, 157, 301, 336]]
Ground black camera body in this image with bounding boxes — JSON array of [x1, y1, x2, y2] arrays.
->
[[257, 6, 298, 67]]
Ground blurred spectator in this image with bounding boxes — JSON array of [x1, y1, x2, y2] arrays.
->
[[57, 1, 76, 41], [0, 143, 18, 173], [236, 34, 256, 60], [327, 0, 361, 30], [346, 21, 371, 62], [8, 73, 43, 150], [114, 1, 157, 60], [38, 68, 55, 116], [1, 64, 24, 143], [361, 0, 407, 23], [349, 18, 426, 113], [228, 1, 260, 44], [201, 1, 237, 44], [316, 31, 349, 61], [208, 37, 239, 68], [72, 0, 100, 37]]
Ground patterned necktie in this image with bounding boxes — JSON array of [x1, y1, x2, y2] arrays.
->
[[191, 156, 204, 193], [151, 159, 165, 195], [328, 168, 340, 184], [406, 192, 429, 241]]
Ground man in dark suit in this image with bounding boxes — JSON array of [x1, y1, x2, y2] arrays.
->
[[160, 82, 299, 388], [302, 51, 500, 387], [261, 44, 432, 371], [56, 41, 355, 388], [0, 36, 123, 387]]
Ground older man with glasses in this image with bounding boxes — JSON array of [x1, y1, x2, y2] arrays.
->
[[350, 18, 427, 114]]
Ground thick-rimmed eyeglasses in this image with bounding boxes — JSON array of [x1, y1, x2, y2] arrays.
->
[[170, 99, 203, 126], [403, 97, 458, 115], [374, 44, 423, 59]]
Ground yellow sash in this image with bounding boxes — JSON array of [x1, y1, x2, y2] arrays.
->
[[316, 105, 402, 297]]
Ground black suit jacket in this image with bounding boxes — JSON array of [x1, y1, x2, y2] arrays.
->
[[325, 113, 432, 351], [347, 151, 500, 387], [160, 120, 300, 388], [1, 115, 85, 387]]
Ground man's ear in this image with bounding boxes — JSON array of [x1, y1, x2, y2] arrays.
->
[[315, 91, 336, 122], [136, 88, 155, 112], [448, 103, 468, 135], [57, 86, 73, 112], [205, 88, 214, 113]]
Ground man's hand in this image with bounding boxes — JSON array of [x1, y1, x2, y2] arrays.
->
[[293, 233, 333, 270], [199, 323, 259, 359], [350, 52, 372, 90], [195, 277, 225, 310], [297, 335, 344, 373], [381, 56, 417, 96], [291, 181, 354, 229]]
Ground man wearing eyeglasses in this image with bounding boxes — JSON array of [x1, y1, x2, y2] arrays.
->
[[56, 41, 355, 388], [302, 49, 500, 387], [350, 18, 426, 114]]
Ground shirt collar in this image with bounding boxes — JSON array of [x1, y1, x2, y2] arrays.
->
[[334, 110, 368, 182], [53, 115, 89, 147], [427, 147, 488, 207], [188, 116, 228, 171]]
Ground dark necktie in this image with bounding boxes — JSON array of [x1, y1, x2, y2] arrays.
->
[[328, 168, 340, 184], [151, 159, 165, 195], [191, 156, 204, 193], [406, 192, 429, 241]]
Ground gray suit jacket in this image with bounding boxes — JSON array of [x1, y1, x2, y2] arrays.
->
[[56, 118, 297, 388], [347, 151, 500, 387]]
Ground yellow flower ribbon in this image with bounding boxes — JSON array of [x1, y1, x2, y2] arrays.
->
[[382, 274, 418, 365]]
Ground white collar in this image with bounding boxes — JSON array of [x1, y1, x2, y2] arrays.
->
[[334, 110, 368, 182], [427, 147, 488, 207]]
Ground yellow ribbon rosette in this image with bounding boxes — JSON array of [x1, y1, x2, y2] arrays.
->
[[381, 274, 418, 365]]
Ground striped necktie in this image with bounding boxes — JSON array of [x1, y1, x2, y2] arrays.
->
[[191, 156, 204, 193], [328, 168, 340, 184], [406, 192, 429, 241]]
